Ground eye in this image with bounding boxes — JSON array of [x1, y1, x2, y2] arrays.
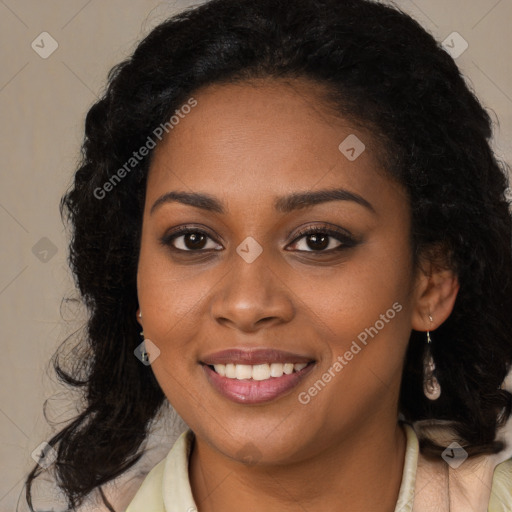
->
[[288, 225, 357, 253], [160, 226, 222, 252]]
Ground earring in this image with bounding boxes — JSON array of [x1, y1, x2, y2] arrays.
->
[[138, 310, 144, 338], [423, 315, 441, 400]]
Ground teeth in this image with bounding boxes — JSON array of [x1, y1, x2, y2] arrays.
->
[[252, 363, 271, 381], [235, 364, 253, 380], [214, 364, 226, 377], [225, 363, 236, 378], [212, 362, 309, 380], [270, 363, 284, 377], [283, 363, 294, 375]]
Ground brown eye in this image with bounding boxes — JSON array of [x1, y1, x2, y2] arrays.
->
[[160, 228, 222, 252], [300, 233, 332, 251], [180, 232, 208, 250], [288, 226, 357, 253]]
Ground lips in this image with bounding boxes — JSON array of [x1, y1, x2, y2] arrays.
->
[[202, 362, 315, 404], [201, 348, 315, 366], [200, 348, 316, 404]]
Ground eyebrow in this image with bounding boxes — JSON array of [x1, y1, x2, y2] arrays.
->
[[150, 188, 376, 216]]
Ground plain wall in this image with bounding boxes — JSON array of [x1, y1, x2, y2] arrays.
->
[[1, 1, 511, 511]]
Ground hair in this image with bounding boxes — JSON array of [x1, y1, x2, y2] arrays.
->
[[23, 0, 512, 510]]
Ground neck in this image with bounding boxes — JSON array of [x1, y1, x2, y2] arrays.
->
[[189, 419, 407, 512]]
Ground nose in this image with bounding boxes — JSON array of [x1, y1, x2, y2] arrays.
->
[[210, 248, 295, 333]]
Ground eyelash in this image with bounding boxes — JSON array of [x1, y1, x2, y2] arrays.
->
[[159, 224, 357, 255]]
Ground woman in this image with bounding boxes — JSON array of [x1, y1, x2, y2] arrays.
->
[[24, 0, 512, 510]]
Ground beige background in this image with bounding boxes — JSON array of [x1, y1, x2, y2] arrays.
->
[[1, 1, 511, 511]]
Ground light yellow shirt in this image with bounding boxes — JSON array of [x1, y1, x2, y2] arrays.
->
[[125, 424, 512, 512]]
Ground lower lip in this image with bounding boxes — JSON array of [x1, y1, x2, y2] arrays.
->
[[202, 363, 315, 404]]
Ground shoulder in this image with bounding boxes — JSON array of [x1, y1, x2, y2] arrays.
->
[[409, 420, 512, 511], [412, 453, 512, 512], [489, 457, 512, 512]]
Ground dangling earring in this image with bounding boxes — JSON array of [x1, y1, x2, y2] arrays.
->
[[138, 310, 144, 338], [423, 314, 441, 400]]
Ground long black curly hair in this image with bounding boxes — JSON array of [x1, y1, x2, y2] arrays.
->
[[24, 0, 512, 510]]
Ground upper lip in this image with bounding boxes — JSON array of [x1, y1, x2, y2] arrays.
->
[[201, 348, 315, 365]]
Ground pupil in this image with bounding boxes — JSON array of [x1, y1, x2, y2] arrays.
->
[[308, 234, 328, 250], [186, 233, 206, 249]]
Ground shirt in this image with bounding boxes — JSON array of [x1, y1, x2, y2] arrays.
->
[[125, 424, 512, 512]]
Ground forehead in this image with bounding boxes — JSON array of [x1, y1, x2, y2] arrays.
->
[[146, 78, 394, 212]]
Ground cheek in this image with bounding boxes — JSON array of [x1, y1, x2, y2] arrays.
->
[[136, 241, 208, 392], [137, 228, 204, 325], [300, 237, 413, 394], [138, 270, 205, 357], [304, 238, 412, 334], [138, 267, 206, 413]]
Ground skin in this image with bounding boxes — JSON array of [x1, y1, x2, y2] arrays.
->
[[136, 77, 459, 512]]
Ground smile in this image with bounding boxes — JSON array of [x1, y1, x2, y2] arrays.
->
[[201, 361, 315, 404]]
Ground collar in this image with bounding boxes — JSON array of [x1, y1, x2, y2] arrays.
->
[[126, 423, 419, 512]]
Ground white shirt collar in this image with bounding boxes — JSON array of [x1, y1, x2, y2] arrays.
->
[[126, 423, 419, 512]]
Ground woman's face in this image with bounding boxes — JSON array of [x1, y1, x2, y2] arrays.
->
[[137, 78, 421, 463]]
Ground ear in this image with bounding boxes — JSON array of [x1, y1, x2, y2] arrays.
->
[[136, 308, 143, 328], [411, 256, 460, 332]]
